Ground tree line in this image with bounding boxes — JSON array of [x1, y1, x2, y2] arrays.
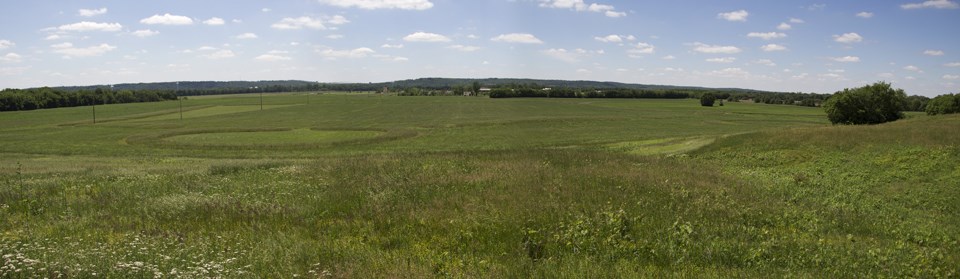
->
[[0, 87, 177, 112]]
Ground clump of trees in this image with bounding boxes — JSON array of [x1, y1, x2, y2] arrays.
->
[[700, 93, 717, 107], [0, 87, 177, 112], [823, 82, 907, 125], [925, 93, 960, 115]]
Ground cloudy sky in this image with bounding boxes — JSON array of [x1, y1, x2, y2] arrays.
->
[[0, 0, 958, 96]]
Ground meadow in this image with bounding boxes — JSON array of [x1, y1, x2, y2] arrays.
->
[[1, 93, 957, 277]]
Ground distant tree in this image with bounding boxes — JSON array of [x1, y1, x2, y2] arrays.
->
[[925, 93, 960, 115], [471, 81, 481, 95], [823, 82, 907, 125], [700, 93, 716, 107]]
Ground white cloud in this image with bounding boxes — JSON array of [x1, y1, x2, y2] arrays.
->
[[45, 35, 62, 40], [717, 10, 749, 22], [707, 68, 751, 79], [203, 50, 235, 59], [747, 32, 787, 40], [326, 34, 344, 39], [272, 17, 326, 30], [691, 42, 741, 54], [0, 53, 22, 63], [131, 29, 159, 38], [760, 44, 787, 52], [197, 46, 217, 51], [140, 14, 194, 25], [828, 69, 846, 73], [78, 8, 107, 17], [943, 74, 960, 80], [327, 15, 350, 25], [901, 0, 959, 9], [51, 42, 116, 57], [661, 55, 676, 60], [945, 62, 960, 67], [594, 34, 623, 43], [203, 17, 225, 25], [255, 53, 292, 62], [627, 42, 655, 57], [538, 0, 627, 17], [789, 18, 805, 23], [753, 59, 776, 66], [856, 12, 874, 18], [924, 50, 944, 56], [236, 33, 258, 39], [706, 57, 736, 63], [318, 0, 434, 10], [317, 47, 376, 59], [403, 32, 451, 42], [448, 45, 481, 52], [543, 48, 580, 63], [58, 21, 122, 32], [904, 65, 922, 72], [262, 8, 272, 12], [831, 56, 861, 62], [777, 23, 792, 30], [491, 33, 544, 44], [905, 76, 917, 80], [577, 68, 591, 73], [381, 44, 404, 49], [833, 32, 863, 43], [0, 40, 13, 49], [878, 72, 895, 78]]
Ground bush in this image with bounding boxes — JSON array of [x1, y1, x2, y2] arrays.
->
[[925, 93, 960, 115], [700, 93, 716, 107], [822, 82, 907, 125]]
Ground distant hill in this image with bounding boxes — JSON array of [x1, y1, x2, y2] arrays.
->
[[48, 78, 779, 94]]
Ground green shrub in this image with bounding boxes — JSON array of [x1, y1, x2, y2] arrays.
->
[[823, 82, 906, 125], [925, 93, 960, 115], [700, 93, 716, 107]]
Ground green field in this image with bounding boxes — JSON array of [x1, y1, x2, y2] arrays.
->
[[1, 93, 957, 277]]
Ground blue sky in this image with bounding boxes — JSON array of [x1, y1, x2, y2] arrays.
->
[[0, 0, 958, 96]]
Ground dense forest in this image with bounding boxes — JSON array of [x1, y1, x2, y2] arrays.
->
[[1, 78, 935, 112]]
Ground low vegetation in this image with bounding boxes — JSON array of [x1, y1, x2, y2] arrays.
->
[[925, 93, 960, 115], [1, 93, 957, 277]]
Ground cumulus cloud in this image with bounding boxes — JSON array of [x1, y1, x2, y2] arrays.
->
[[403, 32, 451, 42], [856, 12, 874, 18], [326, 34, 344, 39], [833, 32, 863, 43], [747, 32, 787, 40], [543, 48, 581, 63], [316, 47, 376, 59], [706, 57, 736, 63], [903, 65, 922, 72], [691, 42, 741, 54], [318, 0, 434, 10], [777, 23, 792, 30], [538, 0, 627, 17], [271, 17, 326, 30], [255, 53, 292, 62], [789, 18, 805, 23], [760, 44, 787, 52], [831, 56, 860, 62], [236, 33, 258, 39], [203, 17, 225, 25], [901, 0, 959, 9], [945, 62, 960, 67], [131, 29, 159, 38], [924, 50, 944, 56], [140, 14, 194, 25], [58, 21, 122, 32], [0, 40, 13, 49], [491, 33, 544, 44], [661, 55, 676, 60], [943, 74, 960, 80], [717, 10, 748, 21], [707, 68, 751, 79], [448, 45, 480, 52], [594, 34, 624, 43], [381, 44, 404, 49], [51, 42, 117, 57], [0, 53, 22, 63], [327, 15, 350, 25], [753, 59, 776, 66], [627, 42, 655, 57], [78, 8, 107, 17]]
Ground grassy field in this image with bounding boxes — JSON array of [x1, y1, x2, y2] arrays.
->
[[1, 93, 957, 277]]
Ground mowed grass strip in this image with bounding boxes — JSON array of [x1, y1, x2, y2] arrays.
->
[[163, 128, 382, 146]]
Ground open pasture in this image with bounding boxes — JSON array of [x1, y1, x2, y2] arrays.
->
[[1, 93, 957, 277]]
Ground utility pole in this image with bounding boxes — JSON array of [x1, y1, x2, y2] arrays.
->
[[92, 102, 96, 124], [258, 87, 263, 110], [177, 82, 182, 120]]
